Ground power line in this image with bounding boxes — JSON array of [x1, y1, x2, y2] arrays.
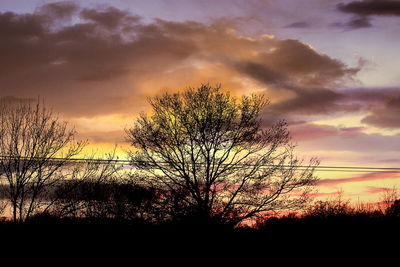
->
[[0, 155, 399, 173]]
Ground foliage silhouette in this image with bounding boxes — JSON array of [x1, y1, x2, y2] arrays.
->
[[0, 99, 85, 222], [126, 84, 319, 226], [0, 87, 397, 237]]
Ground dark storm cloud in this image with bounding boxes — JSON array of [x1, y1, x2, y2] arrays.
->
[[337, 0, 400, 16]]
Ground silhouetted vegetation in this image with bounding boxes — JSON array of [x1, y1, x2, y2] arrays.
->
[[0, 86, 398, 238], [0, 99, 85, 222], [254, 196, 400, 239], [126, 84, 319, 226], [0, 188, 398, 237]]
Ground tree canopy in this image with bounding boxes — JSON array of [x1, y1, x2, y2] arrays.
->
[[126, 84, 319, 225]]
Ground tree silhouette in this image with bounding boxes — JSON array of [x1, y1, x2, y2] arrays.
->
[[387, 199, 400, 217], [126, 84, 319, 226], [0, 99, 85, 222], [48, 151, 122, 219]]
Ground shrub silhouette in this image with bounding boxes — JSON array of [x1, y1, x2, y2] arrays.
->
[[387, 199, 400, 217], [51, 180, 158, 222]]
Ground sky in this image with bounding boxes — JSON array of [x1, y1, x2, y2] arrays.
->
[[0, 0, 399, 203]]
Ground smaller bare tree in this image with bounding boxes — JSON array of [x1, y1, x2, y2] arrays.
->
[[379, 186, 399, 215], [0, 99, 85, 222]]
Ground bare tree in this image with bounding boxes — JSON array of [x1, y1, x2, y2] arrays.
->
[[126, 84, 319, 226], [379, 186, 399, 215], [0, 99, 85, 222]]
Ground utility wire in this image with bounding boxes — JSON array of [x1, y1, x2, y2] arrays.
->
[[0, 155, 399, 173]]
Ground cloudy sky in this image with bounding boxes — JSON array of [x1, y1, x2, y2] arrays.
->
[[1, 0, 399, 203]]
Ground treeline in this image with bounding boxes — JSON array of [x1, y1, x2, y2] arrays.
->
[[0, 176, 238, 231], [1, 177, 399, 235], [255, 196, 400, 236], [0, 85, 399, 235]]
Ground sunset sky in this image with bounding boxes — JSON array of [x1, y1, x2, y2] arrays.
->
[[0, 0, 399, 203]]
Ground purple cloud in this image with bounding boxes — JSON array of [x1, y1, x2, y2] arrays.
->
[[338, 0, 400, 16], [284, 21, 311, 28]]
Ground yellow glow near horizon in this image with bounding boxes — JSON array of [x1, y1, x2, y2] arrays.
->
[[313, 114, 400, 136], [78, 142, 130, 160]]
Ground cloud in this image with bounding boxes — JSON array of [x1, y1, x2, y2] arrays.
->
[[78, 68, 131, 82], [346, 16, 373, 28], [284, 21, 311, 28], [339, 87, 400, 103], [235, 61, 287, 86], [362, 95, 400, 128], [0, 2, 361, 121], [377, 158, 400, 164], [78, 130, 126, 143], [0, 95, 34, 104], [254, 39, 359, 88], [0, 5, 197, 116], [307, 191, 343, 197], [332, 16, 373, 29], [299, 128, 400, 153], [231, 39, 359, 117], [290, 123, 366, 141], [270, 88, 345, 115], [337, 0, 400, 16], [364, 186, 396, 194], [290, 123, 338, 141], [318, 171, 400, 186], [336, 1, 400, 29], [3, 1, 399, 133], [325, 87, 400, 129], [80, 6, 141, 29], [37, 1, 79, 21]]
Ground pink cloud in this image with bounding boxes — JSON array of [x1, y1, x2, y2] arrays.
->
[[290, 123, 367, 141], [290, 124, 337, 141], [318, 171, 400, 186], [306, 191, 342, 197], [338, 127, 365, 136], [364, 186, 395, 194]]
